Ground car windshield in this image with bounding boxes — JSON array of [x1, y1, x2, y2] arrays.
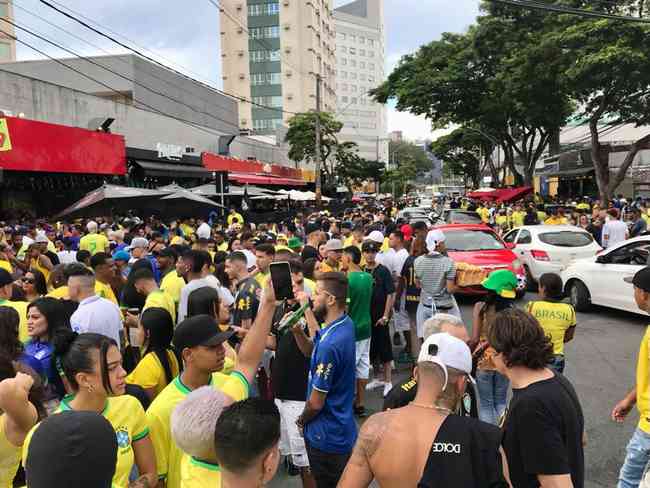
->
[[539, 231, 593, 247], [444, 230, 505, 251], [447, 211, 482, 224]]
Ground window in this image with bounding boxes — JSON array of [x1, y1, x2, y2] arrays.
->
[[349, 47, 356, 55], [251, 72, 281, 85], [517, 230, 532, 245], [359, 98, 366, 105], [444, 230, 505, 252], [270, 50, 280, 61], [268, 3, 280, 14], [251, 73, 265, 85], [368, 39, 374, 46], [250, 50, 281, 62], [351, 97, 357, 104], [340, 71, 347, 79], [604, 241, 650, 265], [359, 49, 365, 56], [539, 231, 594, 247], [253, 96, 283, 107], [351, 85, 357, 92], [368, 50, 374, 57], [340, 58, 347, 66], [350, 72, 357, 80], [368, 63, 374, 70], [359, 74, 366, 81], [359, 36, 365, 44], [267, 72, 281, 84], [248, 4, 261, 15], [251, 26, 279, 38], [253, 118, 283, 131], [341, 83, 348, 91], [350, 35, 356, 42], [0, 3, 7, 17], [340, 46, 347, 53], [342, 96, 348, 103], [248, 3, 279, 15], [360, 61, 365, 69], [367, 75, 374, 82], [338, 33, 346, 40], [503, 230, 518, 244], [350, 59, 356, 67]]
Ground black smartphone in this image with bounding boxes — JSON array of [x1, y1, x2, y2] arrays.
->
[[269, 261, 294, 301]]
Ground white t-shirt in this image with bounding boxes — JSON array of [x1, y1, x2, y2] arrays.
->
[[57, 250, 77, 264], [602, 219, 629, 248]]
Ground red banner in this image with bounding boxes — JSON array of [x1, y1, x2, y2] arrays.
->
[[201, 152, 302, 180], [0, 116, 126, 175]]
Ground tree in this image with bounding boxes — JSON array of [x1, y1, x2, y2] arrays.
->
[[389, 140, 432, 174], [337, 154, 386, 194], [371, 6, 574, 185], [430, 126, 498, 188], [547, 7, 650, 203], [284, 111, 359, 190]]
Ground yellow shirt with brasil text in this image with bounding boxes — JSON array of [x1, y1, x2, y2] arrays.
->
[[23, 394, 149, 488], [527, 300, 576, 355], [637, 325, 650, 434], [146, 372, 250, 488]]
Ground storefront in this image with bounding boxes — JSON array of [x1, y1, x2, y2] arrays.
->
[[535, 151, 597, 199], [201, 152, 307, 187], [126, 147, 213, 187], [0, 116, 126, 216]]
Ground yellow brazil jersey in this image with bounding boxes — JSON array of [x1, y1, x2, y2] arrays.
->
[[127, 350, 180, 398], [527, 301, 576, 355], [637, 325, 650, 434], [22, 395, 149, 488], [254, 271, 270, 288], [161, 272, 185, 307], [495, 215, 509, 228], [0, 259, 12, 274], [79, 233, 109, 255], [30, 258, 50, 283], [217, 242, 228, 252], [180, 224, 195, 238], [544, 216, 565, 225], [179, 455, 221, 488], [144, 290, 177, 323], [227, 213, 244, 226], [96, 280, 118, 304], [0, 414, 21, 488], [0, 299, 28, 343], [146, 372, 250, 488], [47, 285, 69, 299], [477, 208, 490, 223], [511, 211, 525, 228]]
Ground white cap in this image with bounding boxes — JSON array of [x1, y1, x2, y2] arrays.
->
[[425, 229, 445, 252], [367, 230, 384, 244], [418, 333, 472, 390], [129, 237, 149, 250], [197, 222, 211, 240], [34, 233, 49, 244]]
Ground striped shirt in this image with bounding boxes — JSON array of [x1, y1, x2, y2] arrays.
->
[[414, 254, 456, 308]]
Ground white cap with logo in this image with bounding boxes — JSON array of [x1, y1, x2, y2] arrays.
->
[[418, 332, 472, 390]]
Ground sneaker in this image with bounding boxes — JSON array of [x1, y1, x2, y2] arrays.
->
[[354, 405, 367, 417], [365, 379, 384, 391], [383, 382, 393, 397]]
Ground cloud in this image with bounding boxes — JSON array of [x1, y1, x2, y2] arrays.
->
[[387, 107, 453, 142]]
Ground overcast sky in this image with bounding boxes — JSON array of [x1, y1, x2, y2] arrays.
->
[[11, 0, 480, 140]]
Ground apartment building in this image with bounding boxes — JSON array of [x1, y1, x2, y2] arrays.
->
[[0, 0, 16, 63], [220, 0, 337, 135], [333, 0, 388, 163]]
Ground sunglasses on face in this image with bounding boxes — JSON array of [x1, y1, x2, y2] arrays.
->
[[22, 278, 35, 284]]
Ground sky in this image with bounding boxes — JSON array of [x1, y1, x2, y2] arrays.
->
[[10, 0, 480, 141]]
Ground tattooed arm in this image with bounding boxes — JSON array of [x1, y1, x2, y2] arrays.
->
[[338, 413, 389, 488]]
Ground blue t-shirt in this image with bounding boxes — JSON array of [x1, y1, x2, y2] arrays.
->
[[305, 314, 357, 454]]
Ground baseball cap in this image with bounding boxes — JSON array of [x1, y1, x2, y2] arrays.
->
[[112, 250, 130, 262], [173, 315, 235, 352], [400, 224, 413, 241], [624, 267, 650, 292], [26, 410, 117, 488], [34, 233, 49, 244], [287, 237, 303, 250], [324, 239, 343, 252], [361, 240, 381, 253], [418, 333, 473, 390], [0, 269, 13, 287], [129, 237, 149, 250], [481, 269, 518, 298], [197, 222, 211, 240], [425, 229, 445, 252], [304, 222, 321, 236], [368, 230, 384, 244]]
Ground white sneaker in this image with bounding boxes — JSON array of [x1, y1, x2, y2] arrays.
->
[[365, 379, 384, 391], [383, 382, 393, 397]]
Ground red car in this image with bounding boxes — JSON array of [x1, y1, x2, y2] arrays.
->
[[436, 224, 527, 297]]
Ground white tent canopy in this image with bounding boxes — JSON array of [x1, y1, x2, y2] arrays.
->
[[277, 190, 331, 202]]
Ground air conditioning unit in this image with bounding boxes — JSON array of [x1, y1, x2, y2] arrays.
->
[[236, 3, 243, 10], [283, 23, 290, 31], [287, 94, 294, 100], [241, 120, 248, 127], [237, 27, 243, 34], [286, 71, 292, 77], [237, 50, 244, 57], [285, 46, 292, 54], [239, 74, 246, 80]]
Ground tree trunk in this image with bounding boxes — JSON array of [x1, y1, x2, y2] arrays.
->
[[589, 117, 611, 206], [607, 132, 650, 199]]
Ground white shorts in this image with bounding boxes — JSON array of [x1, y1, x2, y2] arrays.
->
[[355, 338, 371, 380], [275, 399, 309, 468]]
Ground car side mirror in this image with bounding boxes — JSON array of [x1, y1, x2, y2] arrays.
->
[[596, 254, 610, 264], [505, 242, 516, 250]]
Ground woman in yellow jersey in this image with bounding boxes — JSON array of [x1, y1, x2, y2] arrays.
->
[[24, 330, 158, 488], [24, 245, 53, 284], [19, 270, 47, 303], [171, 386, 233, 488], [0, 360, 39, 488], [127, 308, 180, 400]]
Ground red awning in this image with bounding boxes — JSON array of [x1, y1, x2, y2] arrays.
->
[[0, 116, 126, 175], [202, 152, 303, 180], [229, 172, 306, 186], [467, 186, 532, 203]]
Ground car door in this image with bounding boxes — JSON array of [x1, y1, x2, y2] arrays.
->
[[590, 240, 650, 311]]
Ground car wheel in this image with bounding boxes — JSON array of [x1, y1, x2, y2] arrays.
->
[[567, 280, 591, 312], [524, 266, 537, 292]]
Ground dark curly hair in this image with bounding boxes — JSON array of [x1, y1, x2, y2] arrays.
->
[[487, 308, 553, 370]]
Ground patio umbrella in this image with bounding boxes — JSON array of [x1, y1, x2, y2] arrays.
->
[[156, 189, 225, 218]]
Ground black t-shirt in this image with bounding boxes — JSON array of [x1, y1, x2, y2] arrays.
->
[[271, 303, 310, 401], [383, 375, 479, 419], [502, 372, 584, 488], [400, 256, 420, 310], [45, 250, 60, 266], [363, 263, 395, 322], [301, 245, 320, 262], [418, 415, 507, 488], [232, 277, 260, 326]]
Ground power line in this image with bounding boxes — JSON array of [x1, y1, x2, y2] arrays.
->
[[34, 0, 298, 115], [489, 0, 650, 23]]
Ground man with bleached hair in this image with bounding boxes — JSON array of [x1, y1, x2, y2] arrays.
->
[[79, 220, 109, 255], [171, 386, 236, 487]]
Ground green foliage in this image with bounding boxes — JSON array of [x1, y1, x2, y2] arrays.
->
[[389, 140, 431, 174]]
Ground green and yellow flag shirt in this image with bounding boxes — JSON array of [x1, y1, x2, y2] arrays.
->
[[22, 395, 149, 488], [146, 371, 250, 488]]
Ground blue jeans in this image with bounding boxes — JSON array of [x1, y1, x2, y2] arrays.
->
[[548, 355, 565, 374], [618, 428, 650, 488], [476, 369, 509, 426]]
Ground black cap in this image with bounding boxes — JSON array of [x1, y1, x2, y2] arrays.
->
[[624, 267, 650, 292], [173, 314, 235, 351], [158, 247, 178, 259], [304, 222, 321, 235], [26, 410, 117, 488], [0, 269, 12, 287], [361, 241, 381, 253]]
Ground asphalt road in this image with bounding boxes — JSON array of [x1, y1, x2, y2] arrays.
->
[[270, 293, 648, 488]]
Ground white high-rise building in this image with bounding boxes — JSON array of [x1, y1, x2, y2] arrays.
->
[[0, 1, 16, 63], [333, 0, 387, 164]]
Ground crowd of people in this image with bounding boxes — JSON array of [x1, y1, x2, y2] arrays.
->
[[0, 195, 644, 488]]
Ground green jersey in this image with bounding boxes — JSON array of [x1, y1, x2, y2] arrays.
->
[[347, 271, 373, 341]]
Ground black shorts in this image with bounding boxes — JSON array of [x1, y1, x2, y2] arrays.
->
[[370, 320, 394, 364], [405, 299, 419, 316]]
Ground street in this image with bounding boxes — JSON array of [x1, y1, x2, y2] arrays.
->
[[271, 293, 648, 488]]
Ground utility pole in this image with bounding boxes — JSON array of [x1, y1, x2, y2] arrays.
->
[[314, 74, 322, 207]]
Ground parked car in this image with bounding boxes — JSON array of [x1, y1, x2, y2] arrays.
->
[[397, 207, 431, 224], [561, 235, 650, 314], [502, 225, 601, 289], [438, 224, 527, 297], [434, 209, 483, 225]]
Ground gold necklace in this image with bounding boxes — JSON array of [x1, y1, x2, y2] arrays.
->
[[409, 402, 453, 415]]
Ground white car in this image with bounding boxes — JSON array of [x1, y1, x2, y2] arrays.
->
[[561, 235, 650, 315], [502, 225, 601, 288]]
